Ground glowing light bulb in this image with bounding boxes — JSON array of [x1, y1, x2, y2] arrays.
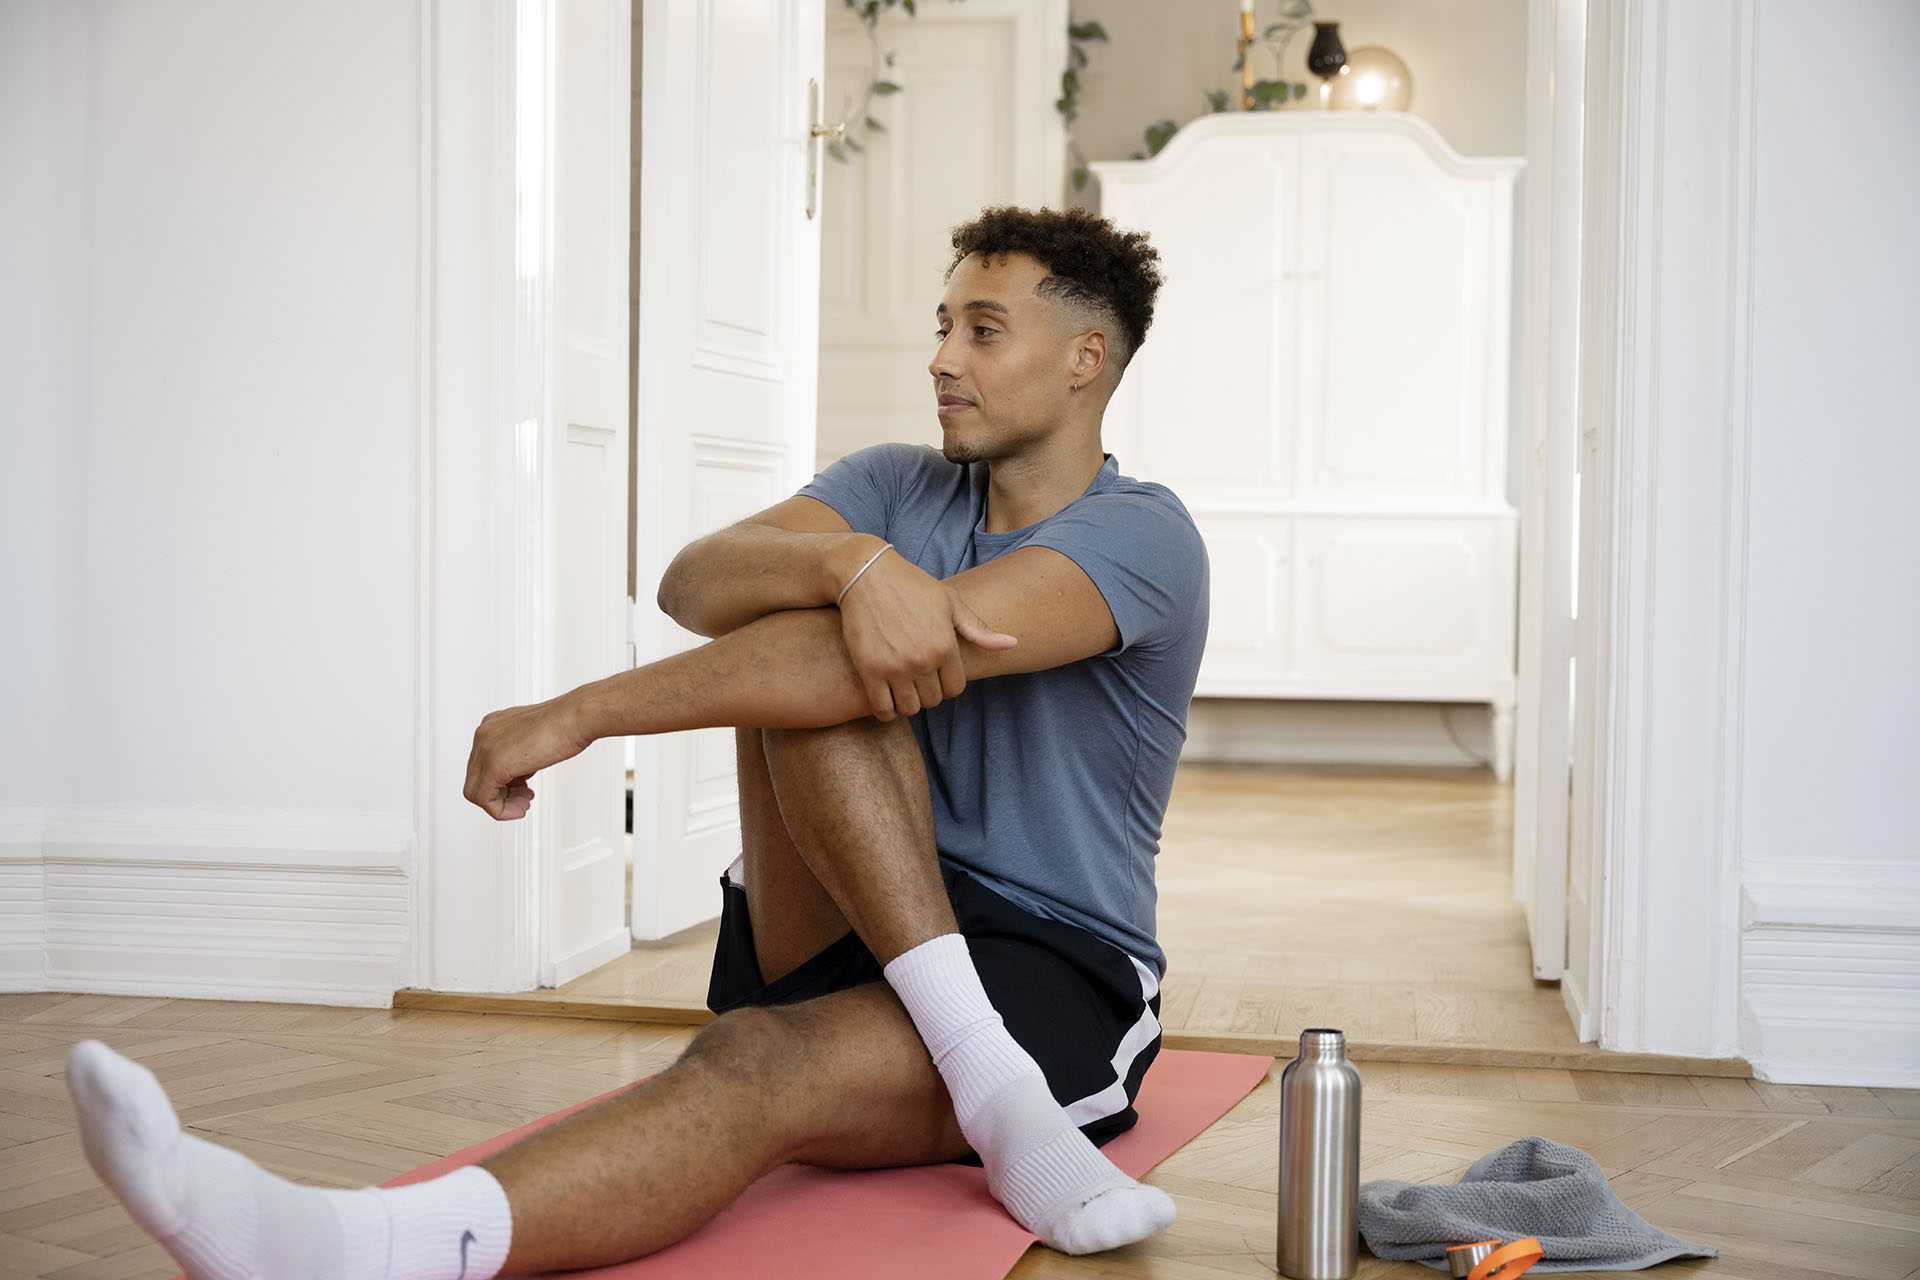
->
[[1324, 46, 1413, 113]]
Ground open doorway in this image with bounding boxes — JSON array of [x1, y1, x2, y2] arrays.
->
[[497, 3, 1595, 1069]]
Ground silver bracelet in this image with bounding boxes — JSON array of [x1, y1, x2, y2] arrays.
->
[[836, 542, 895, 605]]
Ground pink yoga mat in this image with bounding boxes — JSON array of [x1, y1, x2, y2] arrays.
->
[[384, 1048, 1272, 1279]]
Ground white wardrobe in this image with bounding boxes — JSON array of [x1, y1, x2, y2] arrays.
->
[[1092, 113, 1524, 780]]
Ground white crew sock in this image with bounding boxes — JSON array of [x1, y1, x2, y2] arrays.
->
[[883, 933, 1175, 1254], [66, 1040, 513, 1280]]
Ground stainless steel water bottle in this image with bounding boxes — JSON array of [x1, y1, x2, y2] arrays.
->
[[1276, 1027, 1362, 1279]]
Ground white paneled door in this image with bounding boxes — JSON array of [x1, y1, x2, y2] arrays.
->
[[1512, 0, 1587, 992], [629, 0, 824, 941]]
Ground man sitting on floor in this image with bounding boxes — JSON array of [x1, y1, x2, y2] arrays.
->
[[65, 205, 1209, 1280]]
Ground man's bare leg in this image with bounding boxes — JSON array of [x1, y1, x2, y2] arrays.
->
[[485, 985, 968, 1271], [66, 986, 969, 1279]]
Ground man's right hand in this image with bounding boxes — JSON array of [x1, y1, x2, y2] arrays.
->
[[463, 692, 595, 820], [838, 550, 1016, 720]]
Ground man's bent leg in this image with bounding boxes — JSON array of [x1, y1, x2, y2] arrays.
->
[[67, 987, 970, 1280], [745, 717, 1175, 1256]]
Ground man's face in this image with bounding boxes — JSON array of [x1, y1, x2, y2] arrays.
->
[[929, 251, 1076, 465]]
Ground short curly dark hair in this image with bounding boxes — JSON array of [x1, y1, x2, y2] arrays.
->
[[946, 206, 1164, 377]]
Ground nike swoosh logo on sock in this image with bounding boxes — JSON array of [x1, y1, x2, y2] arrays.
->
[[457, 1228, 477, 1279]]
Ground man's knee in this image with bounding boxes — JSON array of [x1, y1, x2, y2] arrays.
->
[[684, 990, 922, 1095], [684, 1004, 800, 1081]]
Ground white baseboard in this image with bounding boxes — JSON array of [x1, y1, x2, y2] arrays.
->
[[3, 805, 413, 1008], [1561, 966, 1594, 1043], [0, 807, 48, 990], [548, 926, 632, 988], [1181, 698, 1497, 770], [1739, 860, 1920, 1087]]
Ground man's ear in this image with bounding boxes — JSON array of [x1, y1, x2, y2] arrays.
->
[[1071, 330, 1109, 388]]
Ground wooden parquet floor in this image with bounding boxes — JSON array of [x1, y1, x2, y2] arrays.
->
[[402, 765, 1739, 1075], [3, 993, 1916, 1280]]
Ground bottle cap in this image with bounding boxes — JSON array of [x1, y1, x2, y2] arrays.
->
[[1296, 1027, 1346, 1057]]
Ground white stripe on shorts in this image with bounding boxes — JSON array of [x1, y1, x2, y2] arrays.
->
[[1062, 953, 1163, 1128]]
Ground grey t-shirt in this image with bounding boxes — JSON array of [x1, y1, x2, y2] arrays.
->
[[799, 444, 1209, 975]]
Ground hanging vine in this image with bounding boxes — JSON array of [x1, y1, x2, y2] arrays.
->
[[828, 0, 942, 162], [1059, 17, 1110, 191]]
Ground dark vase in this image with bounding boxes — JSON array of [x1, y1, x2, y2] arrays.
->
[[1307, 21, 1347, 81]]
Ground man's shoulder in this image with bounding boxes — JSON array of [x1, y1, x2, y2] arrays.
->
[[1096, 477, 1195, 524], [1071, 467, 1204, 553]]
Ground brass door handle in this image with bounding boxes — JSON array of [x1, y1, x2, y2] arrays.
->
[[805, 81, 846, 221]]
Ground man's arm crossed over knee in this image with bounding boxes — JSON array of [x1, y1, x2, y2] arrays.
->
[[464, 503, 1120, 820]]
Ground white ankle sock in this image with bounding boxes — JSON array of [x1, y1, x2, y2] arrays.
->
[[66, 1040, 513, 1280], [883, 934, 1175, 1254]]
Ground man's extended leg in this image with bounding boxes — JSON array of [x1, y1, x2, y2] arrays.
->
[[739, 717, 1173, 1255], [67, 986, 970, 1280]]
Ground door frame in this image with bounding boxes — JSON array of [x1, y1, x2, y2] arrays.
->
[[1561, 0, 1757, 1058], [414, 0, 590, 993]]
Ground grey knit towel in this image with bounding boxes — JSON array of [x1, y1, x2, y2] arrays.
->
[[1358, 1136, 1718, 1271]]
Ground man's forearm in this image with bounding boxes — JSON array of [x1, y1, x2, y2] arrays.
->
[[656, 523, 886, 638], [466, 608, 882, 820], [570, 606, 876, 740]]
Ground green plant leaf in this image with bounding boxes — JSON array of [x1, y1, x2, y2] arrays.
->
[[1069, 21, 1108, 41], [1144, 119, 1178, 156], [828, 141, 849, 162], [1062, 68, 1078, 94], [872, 80, 902, 95], [865, 116, 886, 133], [1293, 82, 1308, 99], [903, 0, 916, 13], [1205, 89, 1231, 113], [844, 135, 864, 153], [1071, 44, 1087, 68], [1073, 167, 1089, 191]]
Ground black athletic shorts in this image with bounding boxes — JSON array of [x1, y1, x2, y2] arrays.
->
[[706, 859, 1163, 1148]]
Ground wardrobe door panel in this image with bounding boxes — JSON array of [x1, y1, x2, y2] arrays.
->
[[1102, 137, 1298, 503], [1294, 516, 1502, 686], [1297, 135, 1494, 503]]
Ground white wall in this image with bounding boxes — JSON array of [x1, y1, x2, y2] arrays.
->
[[0, 0, 423, 1002], [1736, 0, 1920, 1084], [0, 2, 86, 975]]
